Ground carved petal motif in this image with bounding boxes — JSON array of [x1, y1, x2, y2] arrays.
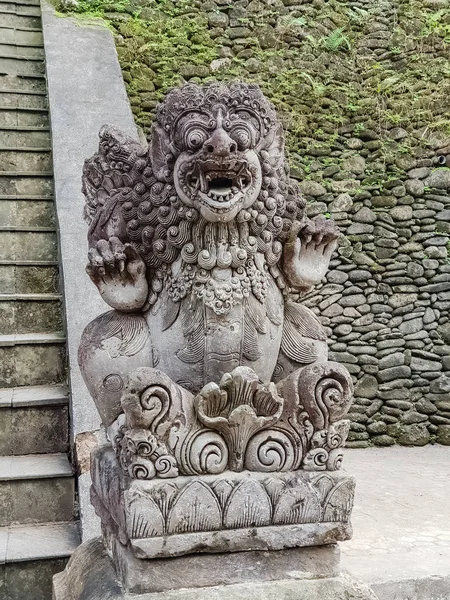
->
[[167, 481, 222, 534], [322, 479, 355, 523], [273, 480, 321, 525], [195, 367, 284, 471], [223, 480, 272, 529], [127, 490, 165, 539]]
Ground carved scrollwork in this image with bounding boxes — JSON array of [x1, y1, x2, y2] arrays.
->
[[299, 361, 353, 431], [117, 428, 178, 480], [244, 429, 296, 472], [184, 430, 229, 475], [195, 366, 284, 471]]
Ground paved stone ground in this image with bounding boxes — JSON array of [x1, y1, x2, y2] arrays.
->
[[342, 446, 450, 599]]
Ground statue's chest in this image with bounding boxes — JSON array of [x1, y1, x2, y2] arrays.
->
[[146, 276, 284, 393]]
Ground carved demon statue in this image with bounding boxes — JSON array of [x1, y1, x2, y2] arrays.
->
[[78, 82, 355, 563], [79, 81, 353, 489]]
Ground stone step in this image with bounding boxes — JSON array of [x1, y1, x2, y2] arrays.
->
[[0, 453, 74, 526], [0, 294, 62, 334], [0, 74, 46, 99], [0, 89, 47, 108], [0, 193, 53, 199], [0, 173, 53, 196], [0, 4, 40, 15], [0, 106, 48, 127], [0, 0, 41, 5], [0, 127, 50, 147], [0, 333, 66, 387], [0, 225, 56, 231], [0, 384, 68, 456], [0, 383, 68, 406], [0, 43, 44, 58], [0, 230, 57, 261], [0, 54, 44, 77], [0, 198, 56, 228], [0, 147, 51, 170], [0, 12, 41, 27], [0, 26, 43, 47], [0, 522, 80, 600], [0, 263, 59, 294]]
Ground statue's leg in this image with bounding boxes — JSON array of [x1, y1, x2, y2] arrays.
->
[[78, 310, 153, 428], [272, 301, 328, 384]]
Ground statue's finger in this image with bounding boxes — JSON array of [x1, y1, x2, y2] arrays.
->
[[313, 229, 325, 246], [109, 236, 126, 253], [110, 237, 126, 269], [88, 247, 105, 276], [323, 239, 338, 257], [287, 220, 303, 243], [97, 239, 115, 270]]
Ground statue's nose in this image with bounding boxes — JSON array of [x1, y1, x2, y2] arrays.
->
[[204, 128, 237, 156]]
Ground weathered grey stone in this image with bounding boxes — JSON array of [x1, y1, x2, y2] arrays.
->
[[114, 537, 342, 594], [353, 207, 376, 223], [299, 180, 326, 197], [437, 425, 450, 445], [372, 434, 395, 446], [390, 205, 413, 221], [342, 155, 366, 175], [354, 375, 378, 399], [330, 193, 353, 212], [366, 421, 387, 434], [410, 356, 442, 372], [430, 376, 450, 393], [397, 423, 430, 446], [404, 179, 424, 197], [379, 352, 405, 370], [399, 317, 423, 334], [423, 169, 450, 189], [42, 1, 141, 537], [408, 167, 431, 179], [377, 366, 411, 383]]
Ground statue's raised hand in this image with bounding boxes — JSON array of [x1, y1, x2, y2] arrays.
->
[[283, 218, 339, 292], [86, 237, 148, 311]]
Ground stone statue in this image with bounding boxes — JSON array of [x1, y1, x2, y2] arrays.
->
[[59, 82, 373, 599]]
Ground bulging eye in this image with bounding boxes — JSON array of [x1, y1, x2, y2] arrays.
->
[[186, 128, 208, 151], [231, 126, 252, 150]]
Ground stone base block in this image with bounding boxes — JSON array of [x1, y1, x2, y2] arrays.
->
[[92, 446, 355, 559], [53, 538, 380, 600], [111, 533, 341, 594]]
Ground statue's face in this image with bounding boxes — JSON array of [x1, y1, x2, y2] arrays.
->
[[173, 105, 263, 222]]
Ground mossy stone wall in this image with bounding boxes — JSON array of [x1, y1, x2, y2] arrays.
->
[[64, 0, 450, 446]]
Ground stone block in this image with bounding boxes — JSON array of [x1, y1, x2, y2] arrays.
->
[[53, 539, 379, 600], [113, 536, 341, 594]]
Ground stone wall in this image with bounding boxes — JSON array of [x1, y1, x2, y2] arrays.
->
[[62, 0, 450, 446]]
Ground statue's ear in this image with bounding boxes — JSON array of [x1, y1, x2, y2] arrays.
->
[[149, 123, 173, 182], [262, 124, 285, 171]]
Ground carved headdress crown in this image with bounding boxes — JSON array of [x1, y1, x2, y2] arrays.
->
[[156, 81, 279, 146]]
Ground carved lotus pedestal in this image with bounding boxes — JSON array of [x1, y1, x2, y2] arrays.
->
[[53, 365, 378, 600], [52, 453, 377, 599]]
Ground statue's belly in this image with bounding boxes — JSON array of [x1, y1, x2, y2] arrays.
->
[[146, 286, 284, 393]]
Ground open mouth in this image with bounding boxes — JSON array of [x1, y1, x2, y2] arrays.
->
[[175, 154, 262, 219], [188, 166, 251, 205]]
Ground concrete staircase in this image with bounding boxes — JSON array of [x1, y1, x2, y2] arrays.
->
[[0, 0, 80, 597]]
